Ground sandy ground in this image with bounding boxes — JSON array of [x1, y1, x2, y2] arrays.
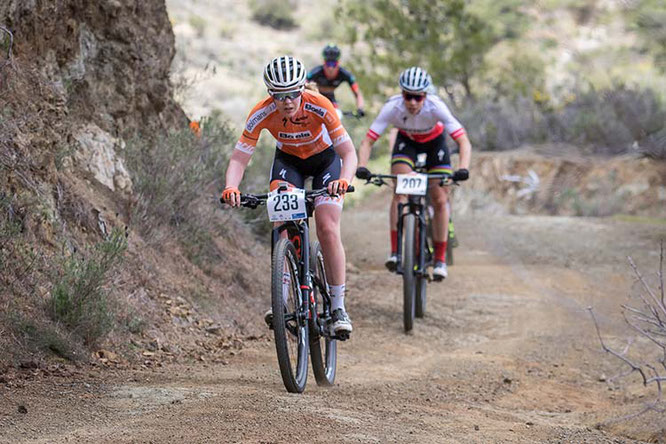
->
[[1, 188, 665, 443]]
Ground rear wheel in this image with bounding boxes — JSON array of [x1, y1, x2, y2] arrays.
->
[[308, 241, 337, 386], [272, 238, 308, 393], [446, 238, 454, 266], [416, 213, 429, 318], [415, 275, 427, 318], [402, 214, 416, 333], [447, 218, 455, 266]]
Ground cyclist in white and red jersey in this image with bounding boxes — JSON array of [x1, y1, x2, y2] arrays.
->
[[222, 55, 357, 335], [356, 66, 471, 280]]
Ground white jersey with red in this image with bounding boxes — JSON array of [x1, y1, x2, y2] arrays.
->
[[366, 94, 466, 143]]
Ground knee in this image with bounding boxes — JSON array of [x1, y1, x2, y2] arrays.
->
[[316, 219, 340, 243], [431, 190, 449, 207]]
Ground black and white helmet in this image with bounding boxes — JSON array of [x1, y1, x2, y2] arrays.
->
[[263, 55, 307, 93], [399, 66, 432, 93]]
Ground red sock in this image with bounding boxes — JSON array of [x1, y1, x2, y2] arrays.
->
[[434, 241, 447, 263], [390, 230, 398, 254]]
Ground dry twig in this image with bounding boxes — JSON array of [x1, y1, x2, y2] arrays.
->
[[588, 240, 666, 423]]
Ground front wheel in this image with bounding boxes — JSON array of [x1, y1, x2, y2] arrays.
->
[[402, 214, 416, 333], [308, 241, 337, 386], [272, 238, 309, 393], [415, 275, 427, 318]]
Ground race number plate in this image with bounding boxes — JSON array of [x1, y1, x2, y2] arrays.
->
[[395, 173, 427, 196], [267, 188, 307, 222]]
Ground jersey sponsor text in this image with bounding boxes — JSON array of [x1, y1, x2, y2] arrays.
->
[[304, 102, 327, 118], [278, 130, 313, 140]]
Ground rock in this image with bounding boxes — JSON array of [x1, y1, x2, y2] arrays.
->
[[73, 123, 132, 193], [17, 405, 28, 414], [205, 325, 223, 335]]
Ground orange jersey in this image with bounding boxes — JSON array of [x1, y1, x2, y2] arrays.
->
[[234, 91, 350, 159]]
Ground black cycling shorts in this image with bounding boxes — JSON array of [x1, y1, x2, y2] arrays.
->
[[391, 131, 452, 174], [270, 146, 341, 190]]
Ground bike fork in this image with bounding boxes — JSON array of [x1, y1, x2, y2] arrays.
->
[[396, 202, 406, 275]]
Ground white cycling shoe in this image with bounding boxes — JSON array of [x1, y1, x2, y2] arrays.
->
[[385, 253, 398, 272], [432, 261, 448, 281], [329, 308, 353, 335]]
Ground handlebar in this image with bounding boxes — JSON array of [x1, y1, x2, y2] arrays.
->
[[364, 173, 456, 188], [220, 185, 355, 209]]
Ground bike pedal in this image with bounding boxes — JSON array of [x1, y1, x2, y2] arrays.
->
[[432, 274, 444, 283], [334, 332, 351, 341], [264, 313, 274, 330]]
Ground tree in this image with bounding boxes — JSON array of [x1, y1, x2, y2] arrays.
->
[[336, 0, 505, 100], [627, 0, 666, 72]]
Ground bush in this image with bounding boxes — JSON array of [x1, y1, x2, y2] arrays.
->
[[460, 84, 666, 158], [48, 228, 127, 345], [250, 0, 298, 30], [125, 114, 234, 236], [124, 113, 245, 268]]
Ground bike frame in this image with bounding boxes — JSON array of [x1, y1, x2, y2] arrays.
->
[[268, 195, 333, 341], [364, 172, 453, 278], [395, 194, 431, 279]]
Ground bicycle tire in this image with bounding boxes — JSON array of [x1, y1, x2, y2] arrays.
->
[[416, 210, 430, 318], [308, 241, 337, 386], [446, 236, 454, 266], [403, 214, 416, 333], [415, 274, 427, 318], [272, 238, 309, 393]]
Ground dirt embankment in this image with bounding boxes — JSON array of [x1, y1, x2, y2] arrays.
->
[[0, 1, 269, 371], [465, 148, 666, 218]]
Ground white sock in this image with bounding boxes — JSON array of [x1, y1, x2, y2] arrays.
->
[[330, 284, 345, 312]]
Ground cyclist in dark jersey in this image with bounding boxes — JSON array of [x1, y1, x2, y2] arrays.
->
[[307, 44, 365, 118]]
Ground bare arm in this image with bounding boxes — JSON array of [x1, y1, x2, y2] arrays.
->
[[454, 133, 472, 170], [224, 149, 252, 189], [354, 89, 365, 111], [357, 136, 375, 168], [333, 139, 358, 184]]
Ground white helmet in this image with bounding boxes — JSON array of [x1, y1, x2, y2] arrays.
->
[[263, 55, 307, 93], [399, 66, 432, 93]]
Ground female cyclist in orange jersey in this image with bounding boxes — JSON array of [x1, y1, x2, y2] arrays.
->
[[221, 56, 358, 335]]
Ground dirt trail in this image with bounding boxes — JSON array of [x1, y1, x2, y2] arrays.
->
[[1, 189, 665, 443]]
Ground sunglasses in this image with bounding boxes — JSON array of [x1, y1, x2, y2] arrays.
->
[[324, 60, 339, 67], [271, 90, 302, 101], [402, 92, 426, 102]]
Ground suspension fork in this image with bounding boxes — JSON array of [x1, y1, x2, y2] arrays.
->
[[416, 199, 427, 277], [271, 221, 312, 323], [396, 197, 423, 275]]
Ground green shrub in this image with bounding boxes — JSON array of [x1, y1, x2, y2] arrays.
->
[[125, 114, 234, 234], [48, 229, 127, 345], [188, 15, 207, 37], [460, 83, 665, 158], [250, 0, 298, 30], [10, 314, 76, 360], [124, 113, 242, 269]]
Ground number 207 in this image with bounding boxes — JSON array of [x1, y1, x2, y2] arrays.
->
[[401, 177, 422, 188]]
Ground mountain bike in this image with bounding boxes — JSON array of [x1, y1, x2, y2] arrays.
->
[[362, 170, 456, 333], [222, 184, 353, 393]]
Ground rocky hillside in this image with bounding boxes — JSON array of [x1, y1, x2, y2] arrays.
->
[[0, 1, 268, 371], [462, 147, 666, 219]]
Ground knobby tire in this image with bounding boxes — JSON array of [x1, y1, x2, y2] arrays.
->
[[271, 238, 309, 393], [308, 241, 337, 386], [416, 212, 430, 318], [403, 214, 416, 332]]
